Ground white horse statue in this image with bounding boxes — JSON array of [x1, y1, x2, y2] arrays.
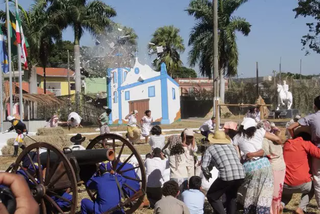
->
[[277, 84, 293, 110]]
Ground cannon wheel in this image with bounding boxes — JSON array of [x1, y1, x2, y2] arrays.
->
[[11, 142, 78, 214], [86, 133, 146, 214]]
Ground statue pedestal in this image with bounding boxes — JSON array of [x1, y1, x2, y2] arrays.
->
[[275, 109, 299, 119]]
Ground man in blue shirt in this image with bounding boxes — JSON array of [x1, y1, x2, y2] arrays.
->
[[81, 166, 125, 214], [181, 176, 205, 214]]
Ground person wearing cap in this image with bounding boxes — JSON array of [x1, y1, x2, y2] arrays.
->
[[278, 127, 320, 214], [145, 148, 169, 208], [233, 118, 282, 214], [69, 134, 86, 150], [199, 117, 216, 139], [81, 167, 124, 214], [67, 112, 83, 129], [201, 131, 245, 214], [246, 120, 286, 214], [163, 129, 197, 194], [125, 110, 141, 144], [98, 107, 112, 135], [287, 95, 320, 207], [6, 115, 28, 156]]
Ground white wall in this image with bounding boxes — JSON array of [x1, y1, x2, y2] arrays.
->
[[167, 79, 181, 123], [121, 80, 162, 122]]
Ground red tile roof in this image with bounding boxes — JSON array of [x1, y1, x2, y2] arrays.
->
[[36, 67, 74, 77], [4, 81, 52, 95]]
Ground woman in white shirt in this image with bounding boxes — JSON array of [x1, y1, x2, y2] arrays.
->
[[233, 118, 282, 214], [141, 110, 153, 144], [148, 125, 165, 150], [125, 110, 141, 144]]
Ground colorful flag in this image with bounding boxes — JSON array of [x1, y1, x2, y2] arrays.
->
[[0, 28, 9, 73], [7, 11, 28, 69]]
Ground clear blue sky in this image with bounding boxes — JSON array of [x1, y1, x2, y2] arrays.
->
[[6, 0, 320, 77]]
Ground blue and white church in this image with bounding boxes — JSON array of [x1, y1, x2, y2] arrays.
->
[[107, 57, 181, 125]]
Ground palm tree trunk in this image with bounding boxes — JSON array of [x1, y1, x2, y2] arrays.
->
[[74, 44, 81, 113], [29, 66, 37, 94], [220, 69, 225, 103]]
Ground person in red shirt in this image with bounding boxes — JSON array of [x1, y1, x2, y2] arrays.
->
[[281, 128, 320, 214]]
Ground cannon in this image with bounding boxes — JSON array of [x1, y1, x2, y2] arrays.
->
[[6, 133, 146, 214]]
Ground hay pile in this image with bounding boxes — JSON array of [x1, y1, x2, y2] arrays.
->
[[37, 127, 65, 136], [1, 127, 90, 156]]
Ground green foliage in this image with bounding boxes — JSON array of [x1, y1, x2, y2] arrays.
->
[[173, 66, 197, 78], [148, 25, 185, 76], [277, 71, 318, 80], [48, 41, 74, 67], [186, 0, 251, 78], [294, 0, 320, 54]]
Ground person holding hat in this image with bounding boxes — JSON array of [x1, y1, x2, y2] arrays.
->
[[98, 107, 112, 135], [125, 110, 141, 144], [69, 134, 86, 150], [145, 148, 169, 208], [233, 118, 282, 214], [201, 131, 245, 214]]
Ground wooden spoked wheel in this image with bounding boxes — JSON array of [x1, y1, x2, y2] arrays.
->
[[10, 142, 78, 214], [86, 133, 146, 214]]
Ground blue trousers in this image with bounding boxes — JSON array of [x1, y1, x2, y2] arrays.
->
[[81, 199, 95, 214]]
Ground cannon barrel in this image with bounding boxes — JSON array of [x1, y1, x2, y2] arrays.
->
[[40, 149, 115, 167]]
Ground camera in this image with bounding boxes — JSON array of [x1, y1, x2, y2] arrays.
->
[[0, 185, 16, 214]]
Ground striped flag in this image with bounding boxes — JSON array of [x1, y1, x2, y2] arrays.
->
[[0, 28, 9, 73], [15, 11, 28, 69]]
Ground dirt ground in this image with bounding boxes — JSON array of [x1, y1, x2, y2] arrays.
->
[[0, 119, 318, 213]]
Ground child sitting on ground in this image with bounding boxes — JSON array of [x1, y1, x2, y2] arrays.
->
[[154, 180, 190, 214], [181, 176, 205, 214]]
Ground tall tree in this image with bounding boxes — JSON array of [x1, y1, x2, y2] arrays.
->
[[294, 0, 320, 54], [22, 0, 63, 94], [148, 26, 185, 76], [49, 0, 116, 109], [186, 0, 251, 102]]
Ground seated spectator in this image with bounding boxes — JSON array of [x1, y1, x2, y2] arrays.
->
[[69, 134, 86, 150], [145, 148, 169, 208], [154, 180, 190, 214], [149, 126, 166, 150], [81, 165, 124, 214], [281, 127, 318, 214], [181, 176, 205, 214]]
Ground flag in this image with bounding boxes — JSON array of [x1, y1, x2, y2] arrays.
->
[[0, 28, 9, 73], [6, 11, 28, 69], [15, 11, 28, 69]]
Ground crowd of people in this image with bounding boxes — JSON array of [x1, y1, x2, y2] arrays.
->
[[5, 95, 320, 214]]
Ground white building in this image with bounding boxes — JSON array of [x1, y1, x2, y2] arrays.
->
[[108, 58, 181, 125]]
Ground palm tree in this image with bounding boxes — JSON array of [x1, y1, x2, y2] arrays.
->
[[148, 26, 185, 76], [50, 0, 116, 109], [186, 0, 251, 102], [22, 0, 62, 94]]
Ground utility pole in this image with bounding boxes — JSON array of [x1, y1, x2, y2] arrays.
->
[[67, 50, 71, 110], [213, 0, 219, 131], [256, 62, 259, 98], [279, 57, 282, 83], [299, 59, 302, 81]]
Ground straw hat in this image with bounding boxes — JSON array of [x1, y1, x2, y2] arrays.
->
[[207, 131, 231, 144], [293, 126, 311, 138]]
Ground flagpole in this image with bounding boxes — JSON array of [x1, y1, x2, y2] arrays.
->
[[0, 54, 3, 133], [6, 0, 13, 116], [15, 0, 23, 121]]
